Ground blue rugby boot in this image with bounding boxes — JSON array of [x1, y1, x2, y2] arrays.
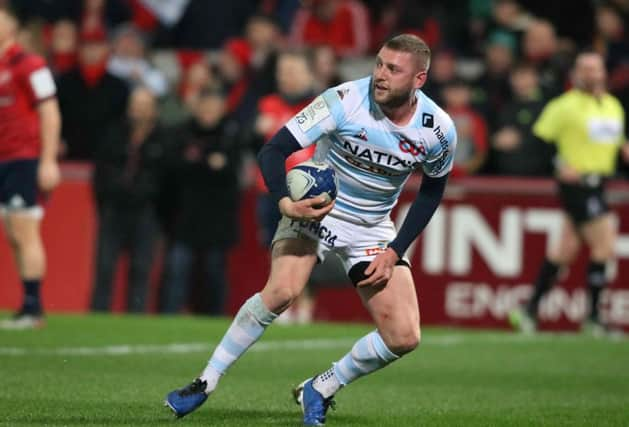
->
[[293, 377, 336, 426], [164, 378, 209, 418]]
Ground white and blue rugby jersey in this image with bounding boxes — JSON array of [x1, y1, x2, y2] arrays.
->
[[285, 76, 457, 225]]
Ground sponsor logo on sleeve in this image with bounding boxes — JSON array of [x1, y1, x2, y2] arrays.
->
[[295, 95, 331, 132]]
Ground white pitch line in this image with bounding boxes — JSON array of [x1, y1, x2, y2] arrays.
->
[[0, 333, 624, 357]]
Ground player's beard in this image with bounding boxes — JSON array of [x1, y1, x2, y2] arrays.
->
[[373, 84, 414, 110]]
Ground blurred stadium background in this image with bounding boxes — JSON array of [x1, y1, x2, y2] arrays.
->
[[1, 1, 629, 425]]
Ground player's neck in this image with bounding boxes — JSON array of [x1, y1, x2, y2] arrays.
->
[[381, 96, 418, 126], [0, 39, 15, 56]]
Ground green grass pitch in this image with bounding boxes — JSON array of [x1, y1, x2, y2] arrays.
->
[[1, 313, 628, 426]]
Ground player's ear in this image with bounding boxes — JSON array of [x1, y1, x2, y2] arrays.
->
[[414, 70, 428, 90]]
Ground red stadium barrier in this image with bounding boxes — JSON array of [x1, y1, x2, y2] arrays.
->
[[1, 165, 628, 331]]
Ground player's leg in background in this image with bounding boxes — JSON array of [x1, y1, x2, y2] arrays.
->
[[2, 211, 46, 319], [512, 214, 581, 331], [165, 236, 318, 417], [0, 160, 47, 329], [580, 212, 616, 329]]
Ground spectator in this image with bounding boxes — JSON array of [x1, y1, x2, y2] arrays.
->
[[107, 24, 168, 97], [160, 90, 242, 315], [178, 59, 219, 112], [442, 79, 488, 176], [48, 19, 78, 75], [91, 87, 168, 313], [421, 49, 457, 106], [311, 44, 343, 92], [593, 3, 629, 117], [489, 0, 533, 47], [485, 63, 553, 175], [522, 19, 573, 97], [289, 0, 370, 58], [233, 14, 284, 130], [246, 13, 282, 76], [472, 30, 516, 128], [217, 38, 252, 119], [56, 29, 128, 160]]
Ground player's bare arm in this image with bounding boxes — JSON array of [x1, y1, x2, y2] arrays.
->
[[37, 98, 61, 192], [621, 143, 629, 163]]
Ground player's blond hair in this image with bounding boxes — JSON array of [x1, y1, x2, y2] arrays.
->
[[383, 34, 431, 72]]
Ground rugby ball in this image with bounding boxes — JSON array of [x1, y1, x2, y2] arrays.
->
[[286, 160, 338, 206]]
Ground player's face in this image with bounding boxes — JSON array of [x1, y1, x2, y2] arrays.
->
[[0, 11, 17, 45], [574, 54, 606, 92], [372, 47, 426, 109]]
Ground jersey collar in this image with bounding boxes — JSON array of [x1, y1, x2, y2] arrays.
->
[[0, 43, 23, 64]]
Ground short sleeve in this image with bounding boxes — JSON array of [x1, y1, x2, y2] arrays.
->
[[285, 87, 347, 148], [533, 98, 563, 143], [18, 55, 56, 104], [422, 122, 458, 178]]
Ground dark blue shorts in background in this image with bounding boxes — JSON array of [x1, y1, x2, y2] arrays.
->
[[0, 159, 39, 210]]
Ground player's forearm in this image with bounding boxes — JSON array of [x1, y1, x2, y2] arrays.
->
[[257, 126, 302, 202], [38, 99, 61, 163], [388, 174, 449, 258]]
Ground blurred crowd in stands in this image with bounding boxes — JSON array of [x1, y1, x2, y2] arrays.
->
[[3, 0, 628, 316]]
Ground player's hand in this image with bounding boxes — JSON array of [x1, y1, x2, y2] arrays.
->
[[279, 196, 335, 222], [556, 163, 581, 183], [357, 248, 399, 287], [37, 159, 61, 192], [621, 143, 629, 164]]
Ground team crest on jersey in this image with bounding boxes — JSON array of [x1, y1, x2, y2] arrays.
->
[[396, 134, 426, 156], [353, 128, 368, 141]]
